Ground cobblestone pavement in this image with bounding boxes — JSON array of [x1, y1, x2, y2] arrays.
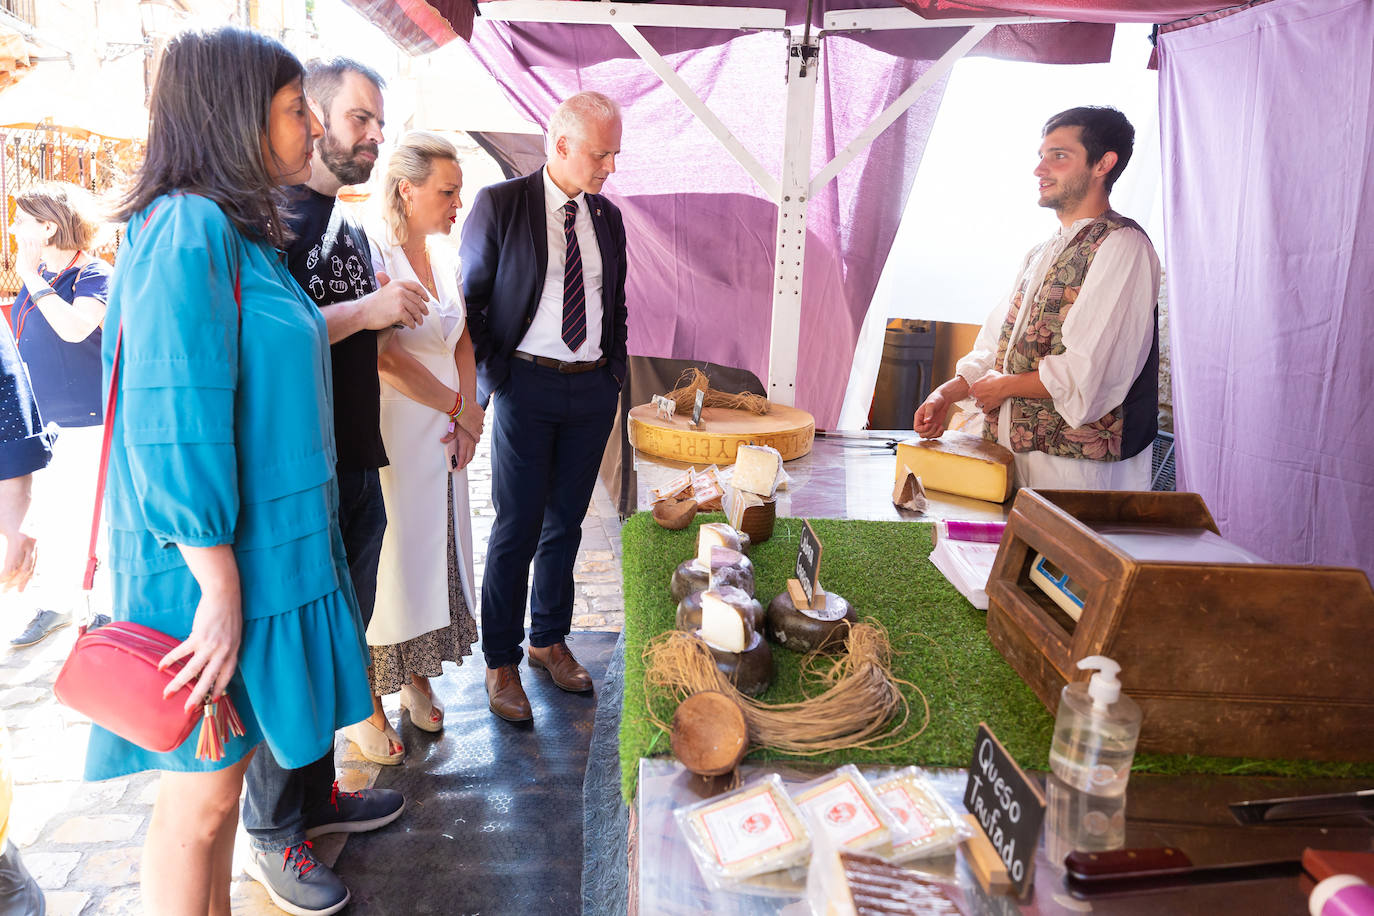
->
[[0, 433, 624, 914]]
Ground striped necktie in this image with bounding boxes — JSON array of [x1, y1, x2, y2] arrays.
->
[[561, 199, 587, 351]]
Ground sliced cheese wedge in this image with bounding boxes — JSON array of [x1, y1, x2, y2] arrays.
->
[[894, 432, 1014, 503], [697, 522, 744, 567], [732, 444, 782, 497], [700, 589, 751, 653]]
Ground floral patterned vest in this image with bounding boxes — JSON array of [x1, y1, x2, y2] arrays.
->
[[983, 211, 1158, 462]]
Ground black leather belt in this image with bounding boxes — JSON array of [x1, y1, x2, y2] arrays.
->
[[513, 351, 606, 374]]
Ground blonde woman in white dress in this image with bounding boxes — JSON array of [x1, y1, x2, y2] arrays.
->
[[343, 131, 484, 763]]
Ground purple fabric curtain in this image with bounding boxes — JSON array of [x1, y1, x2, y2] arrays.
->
[[465, 10, 1057, 427], [1158, 0, 1374, 579]]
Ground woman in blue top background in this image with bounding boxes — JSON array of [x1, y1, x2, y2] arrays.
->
[[89, 27, 373, 914], [7, 182, 113, 648]]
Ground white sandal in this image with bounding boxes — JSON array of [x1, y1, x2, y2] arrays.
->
[[399, 683, 444, 733], [343, 717, 405, 765]]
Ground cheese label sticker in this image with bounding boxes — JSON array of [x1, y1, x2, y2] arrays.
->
[[876, 785, 935, 843], [700, 792, 797, 867], [797, 781, 884, 846]]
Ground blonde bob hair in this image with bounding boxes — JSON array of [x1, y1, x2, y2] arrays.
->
[[16, 182, 107, 251], [381, 130, 459, 248]]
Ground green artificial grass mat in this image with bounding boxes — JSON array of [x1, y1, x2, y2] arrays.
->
[[619, 512, 1374, 803]]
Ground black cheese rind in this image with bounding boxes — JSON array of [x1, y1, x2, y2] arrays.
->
[[765, 589, 856, 653], [696, 628, 774, 697], [671, 554, 756, 602], [677, 589, 764, 635]]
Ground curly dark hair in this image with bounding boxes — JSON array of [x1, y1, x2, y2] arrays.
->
[[114, 26, 303, 247]]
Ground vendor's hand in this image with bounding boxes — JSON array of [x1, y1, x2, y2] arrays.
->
[[0, 531, 37, 592], [359, 271, 428, 330], [160, 586, 242, 711], [913, 391, 952, 438], [446, 429, 477, 472], [969, 371, 1011, 412]]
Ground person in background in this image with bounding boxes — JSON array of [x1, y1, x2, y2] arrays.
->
[[353, 130, 483, 759], [239, 56, 420, 916], [82, 27, 376, 915], [461, 91, 628, 723], [914, 106, 1161, 491], [7, 182, 112, 647]]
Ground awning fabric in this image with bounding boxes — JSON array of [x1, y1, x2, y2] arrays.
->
[[339, 0, 478, 52], [892, 0, 1260, 25]]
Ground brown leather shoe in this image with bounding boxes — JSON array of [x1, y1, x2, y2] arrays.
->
[[527, 641, 593, 693], [485, 664, 533, 722]]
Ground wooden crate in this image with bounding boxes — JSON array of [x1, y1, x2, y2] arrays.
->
[[985, 489, 1374, 762]]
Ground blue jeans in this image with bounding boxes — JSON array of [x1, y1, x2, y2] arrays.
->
[[242, 468, 386, 852]]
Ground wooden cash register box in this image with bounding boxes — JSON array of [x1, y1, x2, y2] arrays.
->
[[985, 489, 1374, 762]]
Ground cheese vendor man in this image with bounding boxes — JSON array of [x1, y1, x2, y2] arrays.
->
[[914, 106, 1161, 490]]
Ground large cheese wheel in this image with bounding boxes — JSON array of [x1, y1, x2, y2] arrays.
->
[[766, 589, 856, 654], [670, 553, 756, 602], [677, 588, 763, 636], [895, 432, 1014, 503], [696, 628, 774, 697]]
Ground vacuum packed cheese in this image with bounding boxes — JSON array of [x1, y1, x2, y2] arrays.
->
[[766, 589, 855, 654], [895, 432, 1014, 503], [869, 767, 969, 863], [731, 444, 783, 497], [698, 628, 774, 697], [678, 587, 763, 635], [697, 522, 747, 566], [671, 549, 755, 602], [792, 765, 896, 852], [676, 775, 811, 881], [700, 589, 754, 653]]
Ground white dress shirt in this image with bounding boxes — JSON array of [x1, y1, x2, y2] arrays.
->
[[956, 218, 1162, 491], [516, 167, 605, 362]]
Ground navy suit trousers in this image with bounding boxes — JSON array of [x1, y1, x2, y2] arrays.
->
[[481, 358, 620, 668]]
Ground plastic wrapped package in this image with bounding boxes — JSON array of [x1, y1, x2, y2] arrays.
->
[[676, 774, 812, 886], [791, 765, 906, 855], [869, 767, 971, 863]]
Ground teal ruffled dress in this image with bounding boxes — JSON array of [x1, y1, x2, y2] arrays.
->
[[84, 194, 373, 779]]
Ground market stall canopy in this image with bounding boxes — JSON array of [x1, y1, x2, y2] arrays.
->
[[889, 0, 1259, 25], [340, 0, 480, 51]]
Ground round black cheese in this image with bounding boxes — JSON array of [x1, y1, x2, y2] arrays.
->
[[671, 553, 756, 602], [696, 628, 774, 697], [677, 588, 764, 635], [765, 589, 856, 654]]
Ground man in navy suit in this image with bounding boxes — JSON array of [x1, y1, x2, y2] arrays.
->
[[461, 91, 627, 722]]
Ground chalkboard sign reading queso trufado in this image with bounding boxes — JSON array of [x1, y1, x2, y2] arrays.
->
[[963, 723, 1046, 898]]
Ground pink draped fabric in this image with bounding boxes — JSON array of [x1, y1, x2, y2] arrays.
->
[[1158, 0, 1374, 578], [464, 5, 1110, 426]]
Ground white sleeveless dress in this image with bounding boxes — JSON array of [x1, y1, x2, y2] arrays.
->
[[367, 235, 478, 682]]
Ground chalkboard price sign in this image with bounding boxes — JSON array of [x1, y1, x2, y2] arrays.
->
[[962, 723, 1046, 898], [795, 520, 822, 605]]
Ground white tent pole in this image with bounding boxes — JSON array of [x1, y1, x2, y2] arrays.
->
[[767, 34, 820, 406], [612, 23, 781, 200], [808, 23, 993, 195]]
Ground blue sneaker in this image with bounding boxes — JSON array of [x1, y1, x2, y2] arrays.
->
[[244, 842, 349, 916], [305, 781, 405, 838]]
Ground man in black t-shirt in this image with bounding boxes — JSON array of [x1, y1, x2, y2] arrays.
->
[[241, 58, 427, 916]]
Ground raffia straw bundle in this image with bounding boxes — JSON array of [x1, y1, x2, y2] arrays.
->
[[642, 621, 930, 756], [666, 368, 771, 417]]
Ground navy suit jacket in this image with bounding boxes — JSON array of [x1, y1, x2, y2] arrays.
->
[[460, 169, 629, 405]]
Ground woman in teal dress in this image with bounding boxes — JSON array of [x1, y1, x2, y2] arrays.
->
[[87, 27, 373, 914]]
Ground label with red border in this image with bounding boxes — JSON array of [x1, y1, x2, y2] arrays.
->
[[796, 779, 885, 847], [699, 791, 798, 867], [876, 784, 936, 847]]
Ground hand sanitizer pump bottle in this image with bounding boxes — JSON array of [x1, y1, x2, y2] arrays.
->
[[1048, 656, 1142, 797]]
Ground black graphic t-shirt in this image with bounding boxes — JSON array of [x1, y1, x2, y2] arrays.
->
[[285, 188, 387, 470]]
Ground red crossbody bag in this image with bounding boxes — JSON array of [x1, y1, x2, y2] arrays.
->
[[54, 219, 246, 761]]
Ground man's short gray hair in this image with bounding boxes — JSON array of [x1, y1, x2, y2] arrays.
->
[[546, 91, 621, 157]]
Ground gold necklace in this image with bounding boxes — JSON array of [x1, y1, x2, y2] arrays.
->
[[405, 243, 436, 297]]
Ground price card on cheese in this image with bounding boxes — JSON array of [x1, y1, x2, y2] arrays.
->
[[698, 787, 800, 868]]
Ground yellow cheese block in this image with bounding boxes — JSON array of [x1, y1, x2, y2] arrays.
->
[[895, 432, 1014, 503]]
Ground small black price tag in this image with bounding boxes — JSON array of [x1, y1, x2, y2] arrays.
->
[[795, 520, 822, 605], [963, 723, 1046, 898]]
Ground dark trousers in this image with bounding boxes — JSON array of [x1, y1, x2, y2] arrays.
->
[[481, 359, 619, 668], [242, 468, 386, 852]]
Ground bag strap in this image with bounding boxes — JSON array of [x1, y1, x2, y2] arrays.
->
[[84, 204, 243, 596]]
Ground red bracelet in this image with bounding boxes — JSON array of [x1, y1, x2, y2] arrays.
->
[[447, 391, 464, 419]]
